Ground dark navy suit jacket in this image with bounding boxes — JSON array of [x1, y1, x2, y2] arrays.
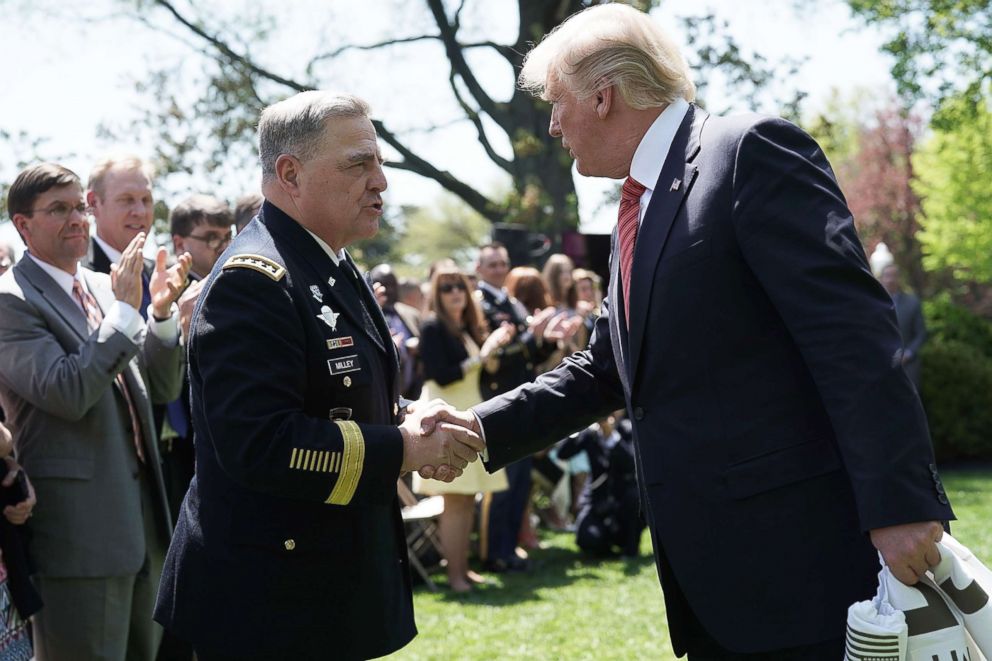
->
[[475, 106, 954, 654]]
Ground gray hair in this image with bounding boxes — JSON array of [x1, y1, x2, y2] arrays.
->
[[258, 91, 371, 182], [519, 4, 695, 108]]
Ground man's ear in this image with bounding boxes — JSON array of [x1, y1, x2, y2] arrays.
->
[[274, 154, 303, 195], [595, 85, 614, 120], [85, 189, 98, 208], [11, 214, 31, 245], [172, 235, 185, 255]]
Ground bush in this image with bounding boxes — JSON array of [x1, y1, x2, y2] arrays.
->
[[917, 296, 992, 460], [923, 294, 992, 358]]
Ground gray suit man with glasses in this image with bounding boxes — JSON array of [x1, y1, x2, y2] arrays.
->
[[0, 163, 190, 660]]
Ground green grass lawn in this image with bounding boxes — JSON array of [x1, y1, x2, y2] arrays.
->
[[387, 469, 992, 661]]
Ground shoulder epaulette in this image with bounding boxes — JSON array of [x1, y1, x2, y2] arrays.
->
[[222, 254, 286, 281]]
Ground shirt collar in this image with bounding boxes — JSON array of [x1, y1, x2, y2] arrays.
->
[[301, 228, 346, 267], [93, 234, 123, 264], [629, 97, 690, 191], [478, 280, 507, 303], [26, 251, 86, 300]]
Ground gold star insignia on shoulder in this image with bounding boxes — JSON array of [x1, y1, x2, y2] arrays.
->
[[223, 254, 286, 281]]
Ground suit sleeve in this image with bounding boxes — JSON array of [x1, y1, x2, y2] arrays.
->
[[140, 319, 184, 404], [0, 292, 140, 421], [419, 320, 466, 386], [731, 117, 953, 530], [474, 295, 625, 471], [192, 267, 402, 506]]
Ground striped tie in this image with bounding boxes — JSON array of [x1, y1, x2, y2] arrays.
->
[[618, 177, 646, 320], [72, 279, 146, 464]]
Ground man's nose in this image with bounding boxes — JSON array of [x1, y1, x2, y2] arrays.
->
[[369, 162, 388, 192]]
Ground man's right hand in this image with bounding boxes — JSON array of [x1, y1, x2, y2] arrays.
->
[[111, 232, 147, 311], [399, 401, 485, 482]]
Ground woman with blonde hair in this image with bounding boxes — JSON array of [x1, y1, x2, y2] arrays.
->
[[413, 268, 513, 592]]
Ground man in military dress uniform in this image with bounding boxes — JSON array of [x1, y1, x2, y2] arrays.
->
[[154, 91, 483, 661]]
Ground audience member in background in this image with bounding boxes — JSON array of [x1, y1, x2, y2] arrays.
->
[[414, 268, 513, 592], [0, 420, 39, 660], [475, 243, 581, 572], [0, 242, 14, 276], [558, 413, 643, 557], [1, 163, 188, 660], [879, 264, 927, 389], [233, 192, 263, 233], [505, 266, 589, 529], [371, 263, 423, 399], [84, 155, 157, 307], [162, 195, 234, 515], [571, 268, 602, 320], [398, 276, 425, 314], [542, 253, 576, 313]]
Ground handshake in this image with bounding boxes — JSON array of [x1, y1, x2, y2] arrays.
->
[[398, 400, 483, 483]]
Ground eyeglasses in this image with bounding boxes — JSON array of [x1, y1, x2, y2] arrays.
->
[[185, 232, 233, 251], [438, 282, 467, 294], [30, 201, 88, 222]]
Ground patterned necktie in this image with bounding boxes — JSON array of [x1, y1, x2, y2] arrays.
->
[[618, 177, 647, 320], [72, 279, 146, 464]]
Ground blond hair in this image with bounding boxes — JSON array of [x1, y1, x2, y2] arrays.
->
[[87, 154, 155, 199], [519, 4, 695, 108]]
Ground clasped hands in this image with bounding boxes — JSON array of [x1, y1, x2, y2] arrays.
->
[[110, 232, 192, 319], [398, 399, 483, 483]]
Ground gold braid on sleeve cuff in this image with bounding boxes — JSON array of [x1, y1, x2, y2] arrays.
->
[[326, 421, 365, 505]]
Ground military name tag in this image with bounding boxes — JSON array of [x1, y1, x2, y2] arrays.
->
[[326, 336, 355, 350], [327, 354, 361, 375]]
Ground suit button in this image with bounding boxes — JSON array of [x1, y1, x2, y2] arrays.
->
[[284, 539, 296, 551], [633, 407, 645, 421]]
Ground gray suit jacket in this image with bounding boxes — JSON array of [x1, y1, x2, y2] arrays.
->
[[0, 256, 182, 578], [892, 291, 926, 386]]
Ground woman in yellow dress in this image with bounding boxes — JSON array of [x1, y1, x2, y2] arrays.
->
[[414, 268, 513, 592]]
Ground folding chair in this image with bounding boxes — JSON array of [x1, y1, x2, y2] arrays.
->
[[397, 480, 445, 592]]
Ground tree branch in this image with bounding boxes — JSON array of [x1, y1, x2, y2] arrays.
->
[[375, 120, 504, 224], [448, 71, 513, 173], [425, 0, 510, 129], [307, 35, 442, 74], [152, 0, 505, 224], [153, 0, 310, 93]]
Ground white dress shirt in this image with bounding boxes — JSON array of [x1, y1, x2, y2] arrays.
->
[[628, 97, 690, 224]]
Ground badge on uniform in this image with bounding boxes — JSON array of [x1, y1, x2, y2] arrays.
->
[[316, 305, 340, 331], [326, 336, 355, 350], [327, 354, 361, 375], [327, 276, 336, 287], [310, 285, 323, 303]]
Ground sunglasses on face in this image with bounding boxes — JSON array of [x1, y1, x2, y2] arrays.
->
[[438, 282, 467, 294]]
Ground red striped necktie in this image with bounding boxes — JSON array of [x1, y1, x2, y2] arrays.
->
[[618, 177, 647, 320], [72, 279, 146, 464]]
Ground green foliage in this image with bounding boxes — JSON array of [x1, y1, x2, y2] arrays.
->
[[924, 294, 992, 356], [395, 197, 491, 276], [846, 0, 992, 115], [913, 92, 992, 282], [919, 296, 992, 460]]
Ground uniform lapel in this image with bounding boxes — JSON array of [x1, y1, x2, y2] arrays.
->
[[15, 257, 89, 342], [627, 106, 705, 381]]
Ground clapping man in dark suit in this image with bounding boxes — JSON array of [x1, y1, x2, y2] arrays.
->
[[0, 163, 189, 660], [420, 5, 953, 659]]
